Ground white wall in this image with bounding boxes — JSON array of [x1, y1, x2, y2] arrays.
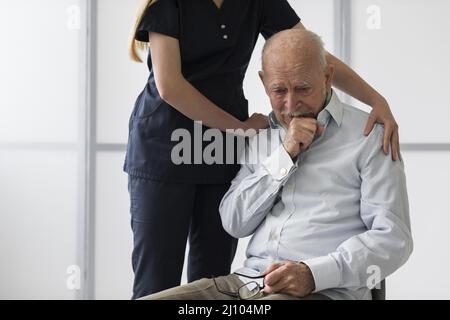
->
[[348, 0, 450, 299], [389, 151, 450, 299], [0, 0, 83, 299], [349, 0, 450, 143], [96, 0, 148, 144], [1, 0, 449, 300], [93, 0, 145, 299]]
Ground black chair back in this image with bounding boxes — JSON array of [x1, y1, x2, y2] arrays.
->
[[371, 280, 386, 300]]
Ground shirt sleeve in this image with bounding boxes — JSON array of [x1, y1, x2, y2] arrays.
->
[[260, 0, 301, 39], [135, 0, 180, 42], [302, 125, 413, 293], [219, 135, 297, 238]]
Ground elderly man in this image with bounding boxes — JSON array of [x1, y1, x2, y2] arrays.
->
[[141, 29, 413, 300]]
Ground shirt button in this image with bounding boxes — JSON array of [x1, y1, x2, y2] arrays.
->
[[223, 34, 228, 40], [221, 24, 226, 29], [280, 168, 287, 177]]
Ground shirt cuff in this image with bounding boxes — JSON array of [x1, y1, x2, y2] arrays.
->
[[261, 144, 296, 181], [302, 255, 341, 293]]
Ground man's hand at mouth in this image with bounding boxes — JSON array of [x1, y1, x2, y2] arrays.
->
[[283, 117, 324, 159]]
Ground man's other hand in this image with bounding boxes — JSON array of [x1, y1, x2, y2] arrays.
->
[[263, 261, 316, 298]]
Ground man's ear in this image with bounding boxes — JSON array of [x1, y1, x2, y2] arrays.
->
[[324, 64, 335, 90], [259, 71, 269, 94], [258, 70, 264, 83]]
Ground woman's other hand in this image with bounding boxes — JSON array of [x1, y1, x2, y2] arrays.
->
[[364, 98, 400, 161], [244, 113, 269, 131]]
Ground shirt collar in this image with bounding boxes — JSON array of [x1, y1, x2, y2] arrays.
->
[[321, 90, 343, 127]]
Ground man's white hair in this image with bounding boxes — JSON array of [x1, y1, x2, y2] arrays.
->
[[262, 29, 327, 70]]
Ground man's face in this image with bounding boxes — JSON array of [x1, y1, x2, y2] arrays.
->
[[260, 55, 334, 128]]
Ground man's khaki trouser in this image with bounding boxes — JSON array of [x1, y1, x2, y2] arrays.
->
[[140, 274, 331, 300]]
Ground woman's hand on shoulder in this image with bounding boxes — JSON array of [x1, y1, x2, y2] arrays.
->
[[244, 113, 269, 131], [364, 98, 400, 161]]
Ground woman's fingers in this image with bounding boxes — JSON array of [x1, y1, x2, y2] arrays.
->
[[382, 125, 392, 156], [391, 129, 400, 161], [364, 113, 376, 136]]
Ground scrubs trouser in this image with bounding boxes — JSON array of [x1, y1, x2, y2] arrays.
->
[[128, 176, 238, 299]]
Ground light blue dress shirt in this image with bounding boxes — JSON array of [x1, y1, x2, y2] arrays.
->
[[219, 91, 413, 300]]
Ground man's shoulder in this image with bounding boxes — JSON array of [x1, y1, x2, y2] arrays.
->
[[339, 103, 389, 165], [340, 103, 384, 140], [341, 103, 369, 127]]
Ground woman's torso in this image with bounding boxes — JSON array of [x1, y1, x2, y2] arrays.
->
[[124, 0, 300, 183]]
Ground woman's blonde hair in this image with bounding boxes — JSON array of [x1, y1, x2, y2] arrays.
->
[[129, 0, 156, 63]]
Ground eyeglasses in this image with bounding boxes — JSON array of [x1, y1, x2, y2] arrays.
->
[[213, 272, 265, 300]]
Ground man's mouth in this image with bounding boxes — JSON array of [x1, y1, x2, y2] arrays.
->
[[286, 112, 316, 119]]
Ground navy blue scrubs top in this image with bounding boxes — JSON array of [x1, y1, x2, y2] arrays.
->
[[124, 0, 300, 183]]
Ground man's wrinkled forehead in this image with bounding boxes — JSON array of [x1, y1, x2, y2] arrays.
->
[[264, 59, 318, 84], [263, 49, 322, 77], [268, 78, 312, 90]]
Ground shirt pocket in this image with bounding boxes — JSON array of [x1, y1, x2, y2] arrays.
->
[[134, 87, 164, 119]]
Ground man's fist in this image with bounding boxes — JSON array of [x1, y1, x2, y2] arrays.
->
[[263, 261, 316, 298], [282, 117, 324, 159]]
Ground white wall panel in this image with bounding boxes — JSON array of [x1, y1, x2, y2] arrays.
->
[[94, 151, 133, 299], [0, 0, 82, 143], [96, 0, 149, 144], [387, 151, 450, 299], [349, 0, 450, 143], [0, 150, 79, 299]]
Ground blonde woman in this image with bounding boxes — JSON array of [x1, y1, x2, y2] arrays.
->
[[125, 0, 400, 299]]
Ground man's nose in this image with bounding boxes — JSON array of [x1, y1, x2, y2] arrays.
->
[[284, 92, 300, 111]]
